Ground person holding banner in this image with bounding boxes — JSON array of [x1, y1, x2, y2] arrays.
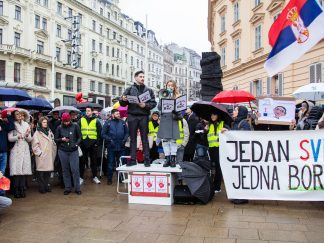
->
[[158, 80, 183, 167]]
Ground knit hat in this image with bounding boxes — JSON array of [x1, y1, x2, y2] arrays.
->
[[61, 112, 71, 122]]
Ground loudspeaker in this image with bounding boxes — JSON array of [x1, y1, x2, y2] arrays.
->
[[173, 185, 197, 205]]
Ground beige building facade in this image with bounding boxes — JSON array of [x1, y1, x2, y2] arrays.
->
[[208, 0, 324, 98]]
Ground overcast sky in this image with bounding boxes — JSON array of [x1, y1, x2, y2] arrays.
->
[[118, 0, 211, 55]]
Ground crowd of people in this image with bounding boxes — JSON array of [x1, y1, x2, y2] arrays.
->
[[1, 70, 324, 210]]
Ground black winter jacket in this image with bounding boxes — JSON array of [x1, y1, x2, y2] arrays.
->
[[55, 122, 82, 152], [0, 116, 14, 153]]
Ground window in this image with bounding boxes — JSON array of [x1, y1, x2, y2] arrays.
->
[[98, 82, 103, 93], [267, 74, 284, 96], [255, 0, 261, 7], [234, 39, 240, 61], [34, 67, 46, 87], [234, 2, 239, 22], [67, 51, 71, 64], [65, 74, 73, 91], [68, 29, 72, 40], [68, 8, 72, 18], [92, 39, 96, 51], [77, 77, 82, 92], [15, 6, 21, 20], [137, 59, 139, 68], [117, 48, 120, 58], [310, 63, 323, 83], [55, 72, 61, 89], [56, 47, 61, 61], [112, 85, 116, 95], [43, 0, 48, 7], [250, 79, 262, 96], [14, 62, 20, 83], [113, 31, 116, 39], [220, 15, 226, 33], [90, 80, 95, 91], [0, 29, 2, 44], [131, 56, 134, 66], [0, 60, 5, 81], [106, 63, 109, 73], [221, 47, 226, 66], [14, 32, 20, 47], [114, 11, 117, 21], [107, 12, 110, 19], [105, 84, 109, 94], [0, 1, 3, 16], [137, 44, 139, 53], [57, 2, 62, 15], [92, 20, 96, 31], [106, 28, 110, 38], [78, 13, 82, 24], [118, 87, 122, 96], [63, 95, 76, 106], [90, 59, 96, 72], [111, 64, 114, 76], [42, 17, 47, 31], [255, 25, 262, 50], [131, 41, 133, 49], [141, 61, 143, 70], [99, 43, 102, 53], [106, 46, 109, 56], [35, 15, 40, 28], [100, 8, 103, 16], [112, 47, 115, 57], [99, 61, 102, 73], [99, 24, 103, 35], [125, 54, 128, 64], [117, 65, 119, 77], [56, 24, 61, 37], [36, 40, 44, 54]]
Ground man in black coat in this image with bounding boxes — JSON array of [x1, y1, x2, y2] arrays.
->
[[183, 107, 199, 161], [120, 71, 157, 167]]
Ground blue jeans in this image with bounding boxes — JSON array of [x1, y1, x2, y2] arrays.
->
[[0, 152, 7, 174], [196, 144, 208, 157], [107, 149, 125, 181]]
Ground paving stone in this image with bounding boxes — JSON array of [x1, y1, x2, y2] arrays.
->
[[236, 240, 269, 243], [183, 226, 228, 238], [259, 230, 308, 242], [85, 228, 131, 241], [154, 223, 186, 235], [204, 238, 236, 243], [124, 232, 159, 242], [304, 231, 324, 243], [248, 222, 279, 230], [228, 228, 259, 240], [155, 234, 181, 243], [178, 236, 205, 243]]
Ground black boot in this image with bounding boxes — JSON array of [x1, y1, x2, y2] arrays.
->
[[163, 156, 171, 167], [170, 155, 176, 168], [20, 187, 26, 198], [144, 160, 151, 167], [14, 187, 21, 198]]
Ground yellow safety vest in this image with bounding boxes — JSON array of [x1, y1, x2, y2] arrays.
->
[[176, 120, 184, 145], [80, 117, 97, 140], [148, 121, 159, 141], [207, 121, 224, 148]]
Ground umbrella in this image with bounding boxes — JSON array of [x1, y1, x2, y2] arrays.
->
[[50, 106, 80, 115], [212, 90, 256, 103], [2, 108, 30, 122], [191, 101, 233, 125], [0, 88, 32, 101], [0, 105, 7, 111], [179, 161, 213, 204], [16, 97, 53, 111], [75, 102, 103, 110], [292, 83, 324, 101], [117, 105, 128, 118]]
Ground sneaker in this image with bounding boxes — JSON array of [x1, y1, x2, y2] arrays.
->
[[75, 191, 82, 195], [79, 178, 84, 186], [93, 176, 101, 184], [214, 189, 221, 193]]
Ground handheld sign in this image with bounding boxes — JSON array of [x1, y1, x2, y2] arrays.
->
[[139, 91, 151, 103], [127, 95, 140, 104], [161, 99, 175, 113], [175, 95, 187, 112]]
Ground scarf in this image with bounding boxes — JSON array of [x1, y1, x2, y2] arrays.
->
[[37, 124, 49, 136]]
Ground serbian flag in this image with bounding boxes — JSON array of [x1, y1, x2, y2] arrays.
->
[[265, 0, 324, 77]]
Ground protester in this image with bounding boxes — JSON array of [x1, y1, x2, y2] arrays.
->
[[183, 106, 199, 162], [302, 106, 323, 130], [102, 109, 128, 185], [148, 111, 160, 161], [49, 111, 61, 133], [120, 71, 157, 167], [0, 111, 14, 175], [55, 113, 82, 195], [32, 117, 57, 193], [295, 101, 313, 130], [158, 80, 182, 168], [8, 110, 33, 198], [194, 118, 209, 158], [175, 117, 190, 163], [78, 107, 102, 184]]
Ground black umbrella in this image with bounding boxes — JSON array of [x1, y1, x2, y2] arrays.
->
[[75, 102, 103, 110], [179, 161, 213, 204], [0, 88, 32, 101], [49, 106, 81, 115], [191, 101, 233, 125], [16, 97, 53, 111]]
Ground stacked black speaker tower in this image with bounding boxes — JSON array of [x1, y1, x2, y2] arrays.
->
[[200, 52, 223, 101]]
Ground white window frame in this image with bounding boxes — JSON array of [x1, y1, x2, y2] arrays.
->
[[221, 47, 226, 66], [234, 2, 239, 22], [220, 14, 226, 33], [309, 62, 323, 83], [234, 39, 240, 61], [255, 25, 262, 50]]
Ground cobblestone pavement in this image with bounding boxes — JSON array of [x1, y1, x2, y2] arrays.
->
[[0, 176, 324, 243]]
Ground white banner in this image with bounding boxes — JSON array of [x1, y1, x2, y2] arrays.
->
[[219, 130, 324, 201]]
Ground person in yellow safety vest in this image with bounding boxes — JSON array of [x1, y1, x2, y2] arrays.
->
[[207, 112, 228, 194], [175, 118, 189, 163], [148, 111, 160, 161], [78, 107, 102, 185]]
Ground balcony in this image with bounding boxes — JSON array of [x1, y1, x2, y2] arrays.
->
[[0, 45, 31, 57]]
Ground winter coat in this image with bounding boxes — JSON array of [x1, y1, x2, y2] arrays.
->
[[232, 106, 252, 131], [184, 112, 199, 154], [120, 83, 157, 116], [32, 130, 57, 171], [55, 122, 82, 152], [48, 118, 61, 134], [8, 121, 33, 176], [78, 115, 102, 148], [101, 118, 129, 151], [179, 118, 190, 148], [0, 116, 15, 153]]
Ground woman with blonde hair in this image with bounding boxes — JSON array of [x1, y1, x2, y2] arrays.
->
[[157, 80, 183, 167]]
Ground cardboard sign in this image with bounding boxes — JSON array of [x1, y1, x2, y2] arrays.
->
[[130, 173, 169, 197], [161, 99, 175, 113], [175, 95, 187, 112], [144, 176, 156, 193], [139, 91, 151, 103], [131, 175, 143, 192], [127, 95, 140, 104], [161, 95, 187, 113]]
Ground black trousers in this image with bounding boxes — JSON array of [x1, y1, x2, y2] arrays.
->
[[209, 147, 222, 191], [150, 142, 159, 161], [37, 171, 50, 192], [80, 146, 98, 179], [128, 114, 150, 162], [12, 175, 26, 189]]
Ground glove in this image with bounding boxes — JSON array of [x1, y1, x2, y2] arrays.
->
[[172, 110, 182, 120]]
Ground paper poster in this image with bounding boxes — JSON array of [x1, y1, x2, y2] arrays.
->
[[161, 99, 174, 113], [155, 175, 168, 193], [143, 175, 156, 193], [175, 95, 187, 112], [258, 98, 295, 123], [139, 91, 151, 103], [131, 175, 143, 192], [127, 95, 139, 104]]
